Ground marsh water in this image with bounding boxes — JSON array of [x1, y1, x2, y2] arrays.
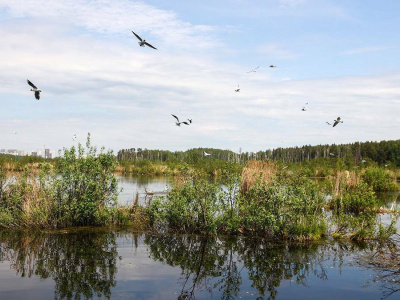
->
[[0, 175, 400, 299]]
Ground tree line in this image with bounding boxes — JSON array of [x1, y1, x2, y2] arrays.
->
[[117, 139, 400, 167]]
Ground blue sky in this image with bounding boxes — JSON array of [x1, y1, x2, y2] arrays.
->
[[0, 0, 399, 154]]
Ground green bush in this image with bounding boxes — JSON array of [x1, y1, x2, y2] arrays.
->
[[53, 134, 119, 227], [362, 167, 398, 192], [239, 176, 327, 240]]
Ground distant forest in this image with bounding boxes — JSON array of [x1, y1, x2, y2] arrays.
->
[[117, 139, 400, 167]]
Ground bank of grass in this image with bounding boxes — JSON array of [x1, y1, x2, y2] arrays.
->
[[143, 160, 397, 241], [1, 148, 398, 241], [0, 134, 119, 229]]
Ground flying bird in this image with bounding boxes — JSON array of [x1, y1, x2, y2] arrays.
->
[[204, 151, 211, 156], [72, 134, 77, 141], [326, 122, 331, 125], [27, 79, 42, 100], [235, 84, 240, 92], [302, 107, 306, 111], [329, 153, 335, 156], [269, 65, 277, 68], [171, 114, 190, 126], [247, 66, 259, 73], [187, 119, 192, 124], [131, 31, 157, 50], [333, 117, 343, 127]]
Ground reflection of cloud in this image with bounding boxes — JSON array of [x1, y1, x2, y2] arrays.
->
[[340, 46, 388, 55]]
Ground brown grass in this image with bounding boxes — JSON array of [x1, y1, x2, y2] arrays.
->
[[240, 160, 278, 194], [332, 170, 360, 196]]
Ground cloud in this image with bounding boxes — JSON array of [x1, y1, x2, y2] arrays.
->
[[0, 0, 219, 49]]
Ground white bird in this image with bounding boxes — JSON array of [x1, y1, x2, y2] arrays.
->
[[247, 66, 259, 73], [361, 159, 367, 163], [171, 114, 189, 126], [282, 166, 288, 169], [72, 134, 77, 141], [235, 84, 240, 92], [329, 153, 335, 156], [27, 79, 42, 100], [187, 119, 192, 124], [333, 117, 343, 127], [204, 151, 211, 156], [132, 31, 157, 50]]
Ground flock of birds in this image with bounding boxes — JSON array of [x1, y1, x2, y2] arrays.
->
[[25, 30, 344, 153]]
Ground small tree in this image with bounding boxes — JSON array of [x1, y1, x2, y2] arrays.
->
[[54, 133, 118, 227]]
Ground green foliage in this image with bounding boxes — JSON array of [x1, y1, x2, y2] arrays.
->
[[148, 179, 222, 234], [362, 167, 398, 192], [329, 181, 392, 240], [0, 133, 119, 228], [239, 176, 327, 240], [53, 134, 119, 227]]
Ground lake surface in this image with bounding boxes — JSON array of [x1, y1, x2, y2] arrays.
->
[[117, 175, 175, 206], [0, 228, 399, 300]]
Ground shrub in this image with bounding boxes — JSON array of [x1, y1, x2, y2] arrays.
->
[[362, 167, 398, 192], [53, 134, 119, 227]]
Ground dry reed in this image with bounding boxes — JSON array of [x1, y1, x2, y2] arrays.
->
[[240, 160, 278, 194]]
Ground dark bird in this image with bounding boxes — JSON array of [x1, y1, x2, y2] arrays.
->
[[132, 31, 157, 50], [333, 117, 343, 127], [235, 84, 240, 92], [269, 65, 277, 68], [27, 79, 42, 100], [171, 114, 190, 126], [302, 107, 306, 111], [326, 121, 331, 125]]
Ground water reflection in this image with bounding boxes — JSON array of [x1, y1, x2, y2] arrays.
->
[[0, 229, 118, 299], [0, 229, 399, 299], [116, 175, 174, 206]]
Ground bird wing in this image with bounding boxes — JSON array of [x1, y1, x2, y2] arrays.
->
[[27, 79, 37, 89], [34, 91, 40, 100], [132, 31, 142, 41], [333, 121, 338, 127], [171, 114, 180, 122], [181, 121, 189, 125], [144, 42, 157, 50]]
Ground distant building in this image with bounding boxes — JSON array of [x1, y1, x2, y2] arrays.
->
[[31, 152, 38, 157], [45, 149, 52, 159]]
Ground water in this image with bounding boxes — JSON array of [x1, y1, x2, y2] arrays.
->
[[116, 175, 175, 206], [0, 229, 399, 299]]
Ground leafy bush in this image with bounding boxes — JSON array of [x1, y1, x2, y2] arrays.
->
[[239, 176, 327, 240], [362, 167, 398, 192], [53, 134, 119, 227]]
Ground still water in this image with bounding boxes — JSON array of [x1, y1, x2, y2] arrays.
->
[[1, 228, 400, 300], [117, 175, 174, 206]]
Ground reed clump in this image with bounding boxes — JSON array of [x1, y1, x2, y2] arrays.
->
[[241, 160, 278, 194]]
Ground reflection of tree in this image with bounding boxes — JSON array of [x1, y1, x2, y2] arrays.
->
[[145, 235, 346, 300], [358, 241, 400, 299], [0, 229, 118, 299]]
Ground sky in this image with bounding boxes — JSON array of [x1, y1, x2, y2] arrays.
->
[[1, 0, 400, 155]]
